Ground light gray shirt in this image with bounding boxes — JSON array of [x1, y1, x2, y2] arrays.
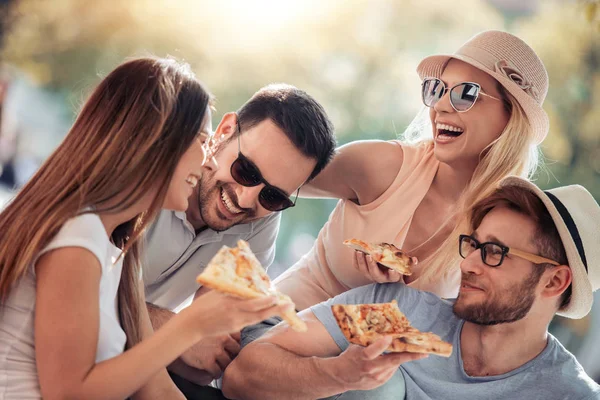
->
[[143, 210, 280, 311], [310, 283, 600, 400]]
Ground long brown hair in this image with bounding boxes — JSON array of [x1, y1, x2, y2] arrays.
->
[[0, 57, 212, 347]]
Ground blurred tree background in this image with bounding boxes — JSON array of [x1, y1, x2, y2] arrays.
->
[[0, 0, 599, 374], [1, 0, 598, 268]]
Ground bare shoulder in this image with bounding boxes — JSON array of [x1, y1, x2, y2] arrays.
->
[[303, 140, 404, 202], [347, 140, 404, 205], [36, 246, 102, 279]]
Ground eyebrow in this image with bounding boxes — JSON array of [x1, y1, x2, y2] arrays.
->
[[484, 234, 508, 247]]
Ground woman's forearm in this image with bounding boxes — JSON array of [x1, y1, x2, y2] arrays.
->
[[54, 315, 196, 400]]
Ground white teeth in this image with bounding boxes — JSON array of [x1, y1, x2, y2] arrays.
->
[[220, 189, 243, 214], [185, 175, 198, 188], [436, 123, 464, 133]]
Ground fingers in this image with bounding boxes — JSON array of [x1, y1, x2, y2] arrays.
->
[[362, 336, 393, 360], [381, 352, 428, 365], [203, 361, 223, 379], [230, 331, 241, 342], [385, 269, 402, 283], [223, 335, 242, 357], [365, 255, 390, 283], [354, 251, 398, 283], [237, 295, 278, 312], [376, 367, 398, 384], [215, 351, 233, 372], [354, 251, 370, 276]]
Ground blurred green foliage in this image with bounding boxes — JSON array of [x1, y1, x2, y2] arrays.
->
[[0, 0, 598, 266]]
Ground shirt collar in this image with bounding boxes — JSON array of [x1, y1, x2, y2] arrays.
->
[[173, 211, 254, 236]]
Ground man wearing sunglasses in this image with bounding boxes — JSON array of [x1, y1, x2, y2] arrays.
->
[[223, 177, 600, 400], [141, 84, 336, 396]]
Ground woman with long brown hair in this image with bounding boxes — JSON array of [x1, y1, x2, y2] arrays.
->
[[0, 57, 289, 399]]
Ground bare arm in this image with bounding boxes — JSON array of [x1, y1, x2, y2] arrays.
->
[[35, 247, 290, 400], [35, 248, 201, 400], [147, 298, 215, 385], [132, 282, 186, 400], [300, 140, 404, 205], [222, 310, 425, 400], [147, 301, 175, 331]]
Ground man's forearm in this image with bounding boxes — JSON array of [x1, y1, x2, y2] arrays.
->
[[146, 302, 175, 331], [222, 342, 345, 400]]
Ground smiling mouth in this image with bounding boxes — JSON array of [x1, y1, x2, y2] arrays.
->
[[219, 187, 244, 216], [436, 123, 464, 140]]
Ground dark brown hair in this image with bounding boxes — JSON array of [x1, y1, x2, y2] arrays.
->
[[236, 83, 336, 181]]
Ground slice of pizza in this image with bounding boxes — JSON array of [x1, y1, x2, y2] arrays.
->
[[343, 239, 416, 276], [196, 240, 307, 332], [331, 300, 452, 357]]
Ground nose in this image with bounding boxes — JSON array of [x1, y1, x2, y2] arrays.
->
[[433, 88, 454, 114], [235, 184, 263, 210], [459, 249, 485, 276]]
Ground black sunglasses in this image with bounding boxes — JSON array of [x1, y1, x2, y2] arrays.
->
[[421, 77, 501, 112], [459, 234, 559, 268], [230, 118, 300, 212]]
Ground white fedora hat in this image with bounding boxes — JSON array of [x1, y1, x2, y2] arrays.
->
[[500, 177, 600, 319], [417, 30, 549, 145]]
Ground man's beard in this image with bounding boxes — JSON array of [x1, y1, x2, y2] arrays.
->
[[195, 172, 254, 232], [453, 268, 543, 326]]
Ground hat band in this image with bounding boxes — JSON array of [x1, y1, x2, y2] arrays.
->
[[544, 191, 588, 272]]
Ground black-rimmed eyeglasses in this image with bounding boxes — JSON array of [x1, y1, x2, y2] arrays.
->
[[458, 234, 560, 267]]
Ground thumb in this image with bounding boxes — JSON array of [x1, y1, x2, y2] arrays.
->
[[362, 336, 392, 360]]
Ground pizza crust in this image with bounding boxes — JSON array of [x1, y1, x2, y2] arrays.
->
[[196, 240, 307, 332], [332, 301, 452, 358], [343, 239, 416, 276]]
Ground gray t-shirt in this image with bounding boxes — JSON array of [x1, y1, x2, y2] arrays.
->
[[143, 210, 280, 310], [310, 283, 600, 400]]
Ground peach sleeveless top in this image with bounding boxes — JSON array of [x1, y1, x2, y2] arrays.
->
[[274, 141, 460, 310]]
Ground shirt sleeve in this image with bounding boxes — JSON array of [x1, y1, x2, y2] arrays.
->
[[35, 213, 108, 274], [240, 316, 283, 348], [245, 212, 281, 269]]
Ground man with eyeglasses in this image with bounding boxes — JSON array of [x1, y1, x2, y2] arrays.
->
[[141, 84, 336, 398], [222, 176, 600, 400]]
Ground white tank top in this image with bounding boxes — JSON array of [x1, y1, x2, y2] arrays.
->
[[0, 212, 127, 398]]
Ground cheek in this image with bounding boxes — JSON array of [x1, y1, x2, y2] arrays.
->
[[213, 154, 238, 182], [467, 113, 507, 148]]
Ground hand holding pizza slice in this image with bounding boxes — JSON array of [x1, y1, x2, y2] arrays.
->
[[343, 239, 417, 276], [332, 300, 452, 357], [196, 240, 307, 332]]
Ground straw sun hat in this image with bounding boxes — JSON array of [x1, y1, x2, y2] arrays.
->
[[500, 177, 600, 319], [417, 30, 549, 144]]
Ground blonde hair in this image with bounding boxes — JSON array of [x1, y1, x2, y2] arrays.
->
[[0, 57, 212, 348], [402, 88, 541, 284]]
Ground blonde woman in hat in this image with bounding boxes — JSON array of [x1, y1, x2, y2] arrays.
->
[[274, 30, 551, 309]]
